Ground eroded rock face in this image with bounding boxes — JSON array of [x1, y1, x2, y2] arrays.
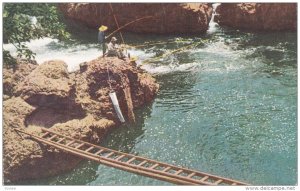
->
[[3, 98, 80, 183], [75, 57, 159, 123], [59, 3, 212, 34], [3, 97, 35, 130], [3, 57, 159, 183], [215, 3, 297, 31], [51, 115, 115, 143], [3, 94, 100, 183], [3, 59, 38, 98], [16, 60, 73, 107]]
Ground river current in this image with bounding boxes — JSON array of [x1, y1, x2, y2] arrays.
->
[[9, 19, 297, 185]]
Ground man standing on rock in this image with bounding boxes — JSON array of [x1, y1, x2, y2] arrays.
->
[[98, 25, 108, 57], [107, 37, 126, 60]]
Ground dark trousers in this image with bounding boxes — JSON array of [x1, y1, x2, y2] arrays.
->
[[102, 43, 106, 57]]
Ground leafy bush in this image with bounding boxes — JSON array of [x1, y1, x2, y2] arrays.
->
[[3, 3, 70, 66]]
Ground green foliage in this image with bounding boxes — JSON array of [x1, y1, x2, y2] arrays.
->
[[3, 50, 17, 68], [3, 3, 70, 66]]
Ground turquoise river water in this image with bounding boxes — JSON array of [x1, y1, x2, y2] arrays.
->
[[11, 21, 297, 186]]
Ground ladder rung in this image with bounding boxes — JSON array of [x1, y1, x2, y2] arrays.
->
[[104, 152, 115, 158], [137, 160, 148, 166], [94, 149, 104, 155], [187, 172, 196, 178], [57, 138, 65, 143], [214, 179, 223, 185], [85, 146, 94, 152], [150, 164, 159, 169], [48, 135, 57, 140], [126, 157, 136, 164], [174, 169, 183, 175], [162, 166, 171, 172], [66, 140, 75, 146], [116, 155, 125, 161], [19, 127, 248, 186], [75, 143, 85, 149], [41, 132, 50, 138], [200, 176, 209, 182]]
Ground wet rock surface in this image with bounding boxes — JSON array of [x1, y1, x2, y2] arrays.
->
[[215, 3, 297, 31], [3, 57, 159, 183], [59, 3, 212, 34]]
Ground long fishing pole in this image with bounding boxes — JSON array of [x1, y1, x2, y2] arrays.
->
[[109, 3, 125, 44], [141, 43, 196, 65], [106, 16, 155, 40]]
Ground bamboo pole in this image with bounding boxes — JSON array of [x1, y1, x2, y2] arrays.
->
[[109, 3, 125, 44]]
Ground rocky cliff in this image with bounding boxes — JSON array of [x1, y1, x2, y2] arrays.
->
[[59, 3, 212, 34], [3, 57, 159, 183], [215, 3, 297, 31]]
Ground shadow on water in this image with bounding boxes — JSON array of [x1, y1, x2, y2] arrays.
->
[[222, 30, 297, 68], [64, 18, 98, 44]]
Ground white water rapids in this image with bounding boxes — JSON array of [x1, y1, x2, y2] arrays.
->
[[3, 3, 223, 73]]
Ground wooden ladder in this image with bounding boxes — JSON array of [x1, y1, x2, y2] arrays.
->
[[15, 127, 249, 186]]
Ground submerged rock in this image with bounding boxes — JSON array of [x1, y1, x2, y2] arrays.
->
[[215, 3, 297, 31], [59, 3, 212, 34], [3, 57, 159, 183]]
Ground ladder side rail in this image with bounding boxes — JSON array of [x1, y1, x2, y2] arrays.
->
[[40, 127, 245, 184], [18, 128, 248, 185], [16, 129, 211, 185], [16, 129, 197, 185]]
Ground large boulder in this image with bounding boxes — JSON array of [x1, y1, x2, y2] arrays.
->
[[215, 3, 297, 31], [75, 57, 159, 123], [59, 3, 212, 34], [16, 60, 73, 107], [3, 57, 159, 183]]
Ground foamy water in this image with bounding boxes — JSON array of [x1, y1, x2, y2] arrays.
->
[[3, 35, 249, 75], [142, 62, 200, 74], [207, 3, 221, 34], [3, 38, 101, 71]]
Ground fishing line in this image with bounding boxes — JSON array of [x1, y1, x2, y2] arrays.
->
[[125, 39, 191, 48], [140, 39, 209, 66], [106, 16, 154, 39]]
